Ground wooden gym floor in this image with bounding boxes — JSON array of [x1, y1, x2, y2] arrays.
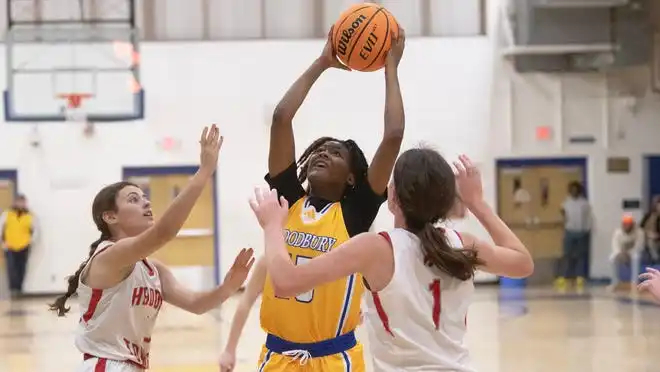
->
[[1, 287, 659, 372]]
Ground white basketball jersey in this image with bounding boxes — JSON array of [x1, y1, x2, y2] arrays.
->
[[75, 241, 162, 370], [363, 228, 476, 372]]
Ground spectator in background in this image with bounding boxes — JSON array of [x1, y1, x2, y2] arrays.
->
[[0, 194, 38, 298], [555, 181, 592, 292], [608, 214, 644, 291], [640, 195, 660, 263]]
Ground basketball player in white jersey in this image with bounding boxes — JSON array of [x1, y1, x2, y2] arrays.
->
[[48, 125, 255, 372], [249, 151, 533, 371]]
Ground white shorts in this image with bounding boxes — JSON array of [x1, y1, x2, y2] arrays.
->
[[77, 357, 144, 372]]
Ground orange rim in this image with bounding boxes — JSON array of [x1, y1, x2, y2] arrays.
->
[[57, 93, 93, 109]]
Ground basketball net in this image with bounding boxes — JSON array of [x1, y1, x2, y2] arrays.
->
[[59, 93, 94, 138]]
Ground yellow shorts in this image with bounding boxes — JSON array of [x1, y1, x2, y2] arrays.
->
[[256, 339, 365, 372]]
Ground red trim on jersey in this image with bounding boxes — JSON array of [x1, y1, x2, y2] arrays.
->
[[81, 289, 103, 323], [78, 245, 111, 324], [377, 231, 392, 245], [142, 260, 155, 276], [371, 232, 395, 337], [84, 354, 146, 370], [94, 358, 107, 371], [429, 279, 441, 330], [143, 337, 151, 343], [371, 292, 394, 337], [455, 231, 464, 245]]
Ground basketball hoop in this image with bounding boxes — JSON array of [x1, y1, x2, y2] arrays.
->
[[58, 93, 92, 119], [57, 93, 95, 138]]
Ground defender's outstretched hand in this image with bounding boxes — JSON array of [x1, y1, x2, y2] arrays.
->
[[454, 154, 483, 208], [249, 187, 289, 229], [638, 267, 660, 302], [222, 248, 255, 294], [199, 124, 223, 177]]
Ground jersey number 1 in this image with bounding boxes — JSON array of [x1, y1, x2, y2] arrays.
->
[[275, 254, 314, 303], [429, 279, 441, 330]]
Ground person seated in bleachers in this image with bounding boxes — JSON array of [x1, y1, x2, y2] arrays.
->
[[608, 214, 644, 291]]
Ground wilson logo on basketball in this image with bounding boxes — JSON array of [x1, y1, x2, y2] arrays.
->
[[359, 27, 379, 61], [337, 14, 367, 55], [333, 3, 398, 71]]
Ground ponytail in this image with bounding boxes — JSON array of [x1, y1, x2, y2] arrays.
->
[[415, 223, 482, 281], [49, 234, 107, 317]]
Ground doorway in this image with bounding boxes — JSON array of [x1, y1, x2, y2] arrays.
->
[[645, 155, 660, 207], [123, 166, 219, 288], [0, 170, 18, 299], [496, 158, 587, 284]]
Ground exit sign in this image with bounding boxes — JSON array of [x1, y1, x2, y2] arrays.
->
[[536, 126, 552, 141]]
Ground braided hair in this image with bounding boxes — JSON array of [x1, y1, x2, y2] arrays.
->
[[48, 232, 110, 316], [296, 137, 369, 198]]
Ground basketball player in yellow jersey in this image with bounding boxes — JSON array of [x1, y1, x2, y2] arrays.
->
[[217, 29, 405, 372]]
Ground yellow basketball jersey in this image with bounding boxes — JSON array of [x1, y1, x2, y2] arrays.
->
[[260, 197, 364, 343]]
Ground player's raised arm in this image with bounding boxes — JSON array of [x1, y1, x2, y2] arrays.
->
[[49, 125, 223, 317], [269, 28, 348, 177], [367, 28, 406, 194], [95, 125, 223, 270], [454, 155, 534, 278]]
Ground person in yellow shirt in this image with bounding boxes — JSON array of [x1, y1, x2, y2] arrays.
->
[[1, 194, 37, 297]]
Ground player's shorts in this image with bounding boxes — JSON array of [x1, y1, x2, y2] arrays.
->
[[78, 354, 145, 372], [256, 330, 365, 371]]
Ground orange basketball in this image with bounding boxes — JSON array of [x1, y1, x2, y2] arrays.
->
[[332, 3, 399, 72]]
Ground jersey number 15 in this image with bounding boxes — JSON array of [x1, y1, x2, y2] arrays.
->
[[274, 254, 314, 303]]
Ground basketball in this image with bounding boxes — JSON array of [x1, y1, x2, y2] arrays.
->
[[332, 3, 399, 72]]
